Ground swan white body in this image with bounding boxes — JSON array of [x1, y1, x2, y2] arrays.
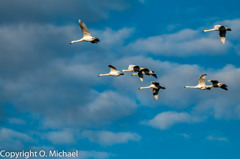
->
[[98, 65, 124, 77], [70, 19, 100, 44], [203, 25, 231, 44], [132, 68, 157, 82], [184, 73, 212, 90], [208, 80, 228, 91], [139, 82, 165, 100], [121, 65, 140, 72]]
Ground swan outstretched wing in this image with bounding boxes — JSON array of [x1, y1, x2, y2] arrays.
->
[[140, 68, 149, 72], [198, 73, 207, 85], [108, 65, 118, 72], [214, 25, 222, 30], [219, 30, 226, 44], [152, 73, 157, 79], [152, 82, 159, 87], [209, 80, 219, 85], [208, 80, 228, 90], [152, 88, 160, 100], [79, 19, 91, 37], [138, 71, 143, 82], [220, 84, 228, 90], [132, 65, 140, 72]]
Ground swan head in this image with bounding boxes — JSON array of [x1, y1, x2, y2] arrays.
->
[[149, 70, 155, 74]]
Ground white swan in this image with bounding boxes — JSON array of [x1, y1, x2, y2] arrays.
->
[[139, 82, 165, 100], [208, 80, 228, 91], [98, 65, 124, 77], [121, 65, 140, 72], [203, 25, 231, 44], [70, 19, 100, 44], [132, 68, 157, 82], [184, 73, 212, 90]]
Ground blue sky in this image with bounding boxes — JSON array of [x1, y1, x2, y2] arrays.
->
[[1, 0, 240, 159]]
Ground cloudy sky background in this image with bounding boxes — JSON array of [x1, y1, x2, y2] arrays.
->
[[1, 0, 240, 159]]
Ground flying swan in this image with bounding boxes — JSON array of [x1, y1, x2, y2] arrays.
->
[[132, 68, 157, 82], [203, 25, 231, 44], [139, 82, 165, 100], [121, 65, 140, 72], [70, 19, 100, 44], [98, 65, 124, 77], [184, 73, 212, 90]]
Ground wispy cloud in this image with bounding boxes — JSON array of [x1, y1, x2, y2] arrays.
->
[[126, 19, 240, 57], [0, 128, 34, 150], [0, 0, 129, 23], [126, 29, 229, 56], [8, 118, 26, 125], [141, 111, 203, 130], [42, 91, 137, 128], [114, 56, 240, 120], [78, 151, 113, 159], [178, 133, 190, 139], [45, 129, 76, 145], [82, 130, 141, 146], [0, 24, 136, 129], [206, 136, 229, 142]]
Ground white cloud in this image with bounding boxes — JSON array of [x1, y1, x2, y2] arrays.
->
[[219, 19, 240, 41], [78, 151, 112, 159], [45, 130, 75, 145], [1, 15, 240, 150], [207, 136, 228, 142], [95, 27, 134, 47], [0, 24, 136, 129], [142, 111, 203, 130], [0, 0, 129, 23], [126, 19, 240, 57], [8, 118, 26, 125], [127, 29, 229, 56], [113, 56, 240, 120], [42, 91, 137, 128], [0, 128, 34, 150], [178, 133, 190, 139], [82, 130, 141, 146], [111, 56, 203, 108], [192, 64, 240, 119]]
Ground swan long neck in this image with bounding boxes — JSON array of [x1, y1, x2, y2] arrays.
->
[[70, 39, 84, 44], [139, 86, 152, 89], [184, 86, 197, 88], [121, 69, 130, 72], [203, 29, 217, 32], [98, 73, 109, 77]]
